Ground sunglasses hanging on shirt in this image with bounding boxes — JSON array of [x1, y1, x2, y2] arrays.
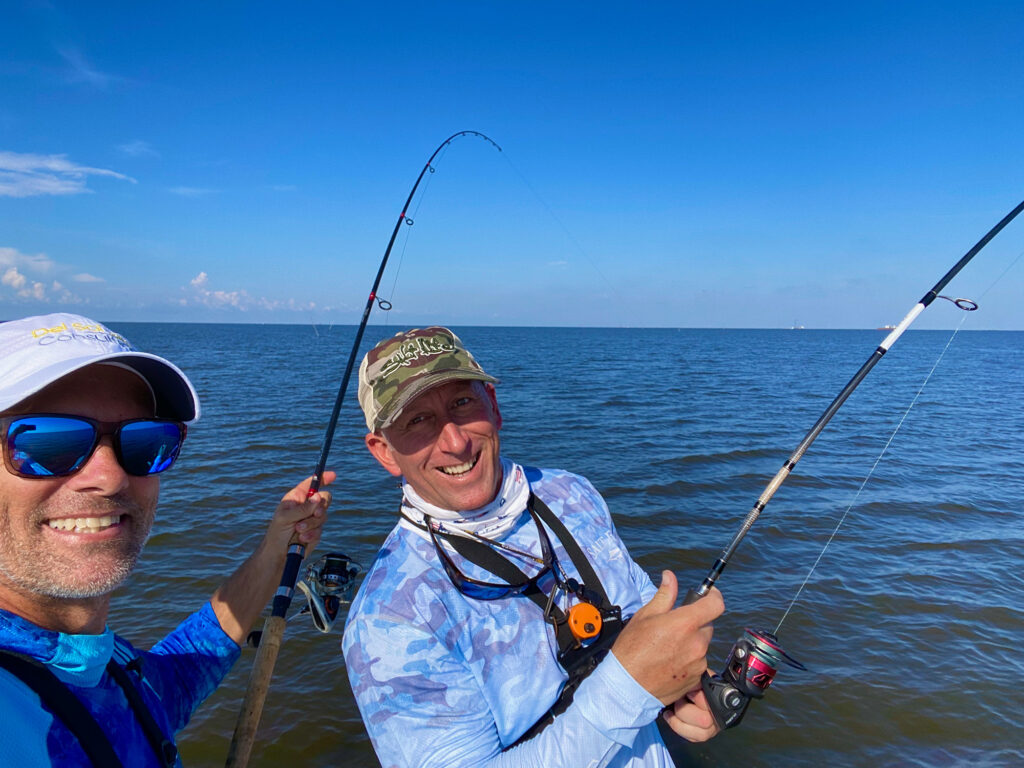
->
[[419, 495, 621, 645]]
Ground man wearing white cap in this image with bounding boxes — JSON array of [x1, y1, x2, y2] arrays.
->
[[0, 313, 333, 767], [344, 327, 723, 768]]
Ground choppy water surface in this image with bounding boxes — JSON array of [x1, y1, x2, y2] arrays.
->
[[108, 324, 1024, 767]]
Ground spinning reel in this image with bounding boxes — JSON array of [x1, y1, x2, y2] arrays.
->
[[296, 551, 363, 633], [702, 628, 805, 729]]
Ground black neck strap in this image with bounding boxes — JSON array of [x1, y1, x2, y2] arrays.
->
[[107, 658, 179, 767], [434, 494, 619, 658], [0, 647, 177, 768], [0, 649, 124, 767], [529, 495, 611, 608]]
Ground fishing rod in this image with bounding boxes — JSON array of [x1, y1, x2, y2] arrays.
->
[[226, 130, 502, 768], [683, 198, 1024, 730]]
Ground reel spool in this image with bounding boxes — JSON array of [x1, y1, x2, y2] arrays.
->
[[296, 551, 362, 633], [702, 628, 805, 729]]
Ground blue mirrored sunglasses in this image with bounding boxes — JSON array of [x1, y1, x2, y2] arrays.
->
[[2, 414, 187, 478]]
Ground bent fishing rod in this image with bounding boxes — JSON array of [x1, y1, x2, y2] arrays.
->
[[226, 130, 502, 768], [682, 198, 1024, 730]]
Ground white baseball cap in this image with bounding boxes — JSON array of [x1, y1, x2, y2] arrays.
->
[[0, 313, 200, 423]]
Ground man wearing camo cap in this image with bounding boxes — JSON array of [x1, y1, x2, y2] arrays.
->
[[343, 326, 725, 767]]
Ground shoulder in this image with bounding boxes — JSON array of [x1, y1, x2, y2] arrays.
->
[[111, 632, 143, 663], [342, 526, 481, 702], [344, 525, 459, 646], [525, 465, 602, 496], [525, 466, 610, 521]]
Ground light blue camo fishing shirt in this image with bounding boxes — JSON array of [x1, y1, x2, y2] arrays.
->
[[0, 601, 240, 767], [343, 466, 675, 768]]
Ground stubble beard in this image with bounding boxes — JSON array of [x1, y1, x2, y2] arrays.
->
[[0, 494, 155, 600]]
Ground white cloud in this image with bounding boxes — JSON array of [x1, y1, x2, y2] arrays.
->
[[72, 272, 105, 283], [0, 247, 85, 304], [0, 246, 55, 272], [2, 268, 47, 300], [0, 151, 136, 197], [169, 186, 216, 197], [184, 272, 315, 312], [2, 267, 26, 290], [187, 271, 245, 308], [57, 47, 124, 90], [117, 140, 159, 158]]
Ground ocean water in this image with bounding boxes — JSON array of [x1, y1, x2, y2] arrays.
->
[[105, 323, 1024, 768]]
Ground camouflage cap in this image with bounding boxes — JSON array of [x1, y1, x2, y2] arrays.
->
[[357, 326, 498, 432]]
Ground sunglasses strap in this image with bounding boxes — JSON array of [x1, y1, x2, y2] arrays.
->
[[435, 494, 622, 659]]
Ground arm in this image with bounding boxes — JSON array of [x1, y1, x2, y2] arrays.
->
[[210, 472, 334, 645], [343, 610, 666, 768], [572, 473, 723, 743]]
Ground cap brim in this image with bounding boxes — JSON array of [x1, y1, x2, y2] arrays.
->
[[3, 351, 200, 423]]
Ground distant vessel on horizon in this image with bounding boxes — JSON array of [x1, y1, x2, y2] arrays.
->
[[877, 324, 897, 331]]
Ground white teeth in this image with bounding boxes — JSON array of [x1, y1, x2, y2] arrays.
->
[[439, 458, 476, 476], [47, 515, 121, 533]]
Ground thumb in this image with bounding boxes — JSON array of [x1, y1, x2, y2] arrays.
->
[[636, 569, 679, 618]]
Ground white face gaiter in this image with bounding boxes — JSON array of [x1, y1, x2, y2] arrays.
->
[[398, 457, 529, 542]]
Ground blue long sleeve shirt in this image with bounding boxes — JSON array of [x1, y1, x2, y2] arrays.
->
[[0, 601, 240, 767], [343, 467, 675, 768]]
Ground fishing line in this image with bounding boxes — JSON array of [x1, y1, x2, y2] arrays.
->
[[382, 144, 447, 332], [681, 198, 1024, 732], [774, 308, 972, 632], [498, 152, 632, 322], [775, 244, 1024, 631]]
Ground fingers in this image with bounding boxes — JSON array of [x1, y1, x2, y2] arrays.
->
[[267, 472, 334, 552], [688, 586, 725, 625], [662, 689, 720, 742], [293, 496, 328, 547], [294, 474, 332, 550], [609, 580, 725, 705]]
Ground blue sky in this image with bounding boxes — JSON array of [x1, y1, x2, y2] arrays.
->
[[2, 2, 1023, 328]]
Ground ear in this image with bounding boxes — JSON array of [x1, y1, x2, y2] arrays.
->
[[365, 432, 403, 477], [484, 383, 502, 430]]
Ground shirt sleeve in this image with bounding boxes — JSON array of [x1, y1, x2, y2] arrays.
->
[[344, 610, 663, 768], [142, 601, 241, 732]]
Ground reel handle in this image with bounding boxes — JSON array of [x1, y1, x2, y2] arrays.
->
[[701, 671, 751, 730]]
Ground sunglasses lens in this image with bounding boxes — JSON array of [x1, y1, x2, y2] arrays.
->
[[458, 580, 514, 600], [118, 421, 184, 475], [6, 416, 97, 477]]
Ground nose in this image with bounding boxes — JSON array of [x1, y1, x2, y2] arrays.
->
[[435, 418, 471, 455], [67, 436, 131, 495]]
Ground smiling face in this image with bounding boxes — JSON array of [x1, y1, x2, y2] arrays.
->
[[365, 379, 503, 512], [0, 365, 160, 620]]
